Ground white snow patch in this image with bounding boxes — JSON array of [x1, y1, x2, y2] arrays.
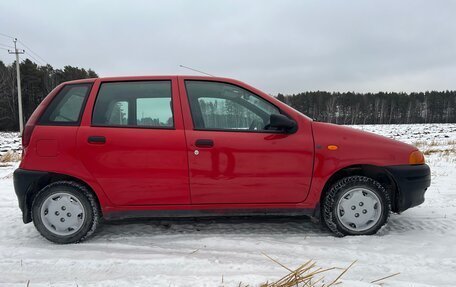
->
[[0, 132, 21, 156]]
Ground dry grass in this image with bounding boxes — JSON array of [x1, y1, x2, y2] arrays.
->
[[411, 138, 456, 156], [412, 139, 456, 147], [243, 255, 357, 287], [0, 151, 21, 163], [230, 255, 401, 287], [412, 139, 442, 148], [422, 147, 456, 156], [370, 272, 401, 284]]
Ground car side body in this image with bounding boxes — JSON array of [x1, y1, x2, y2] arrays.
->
[[13, 75, 431, 243]]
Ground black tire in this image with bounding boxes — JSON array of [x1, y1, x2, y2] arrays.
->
[[31, 181, 100, 244], [322, 176, 391, 236]]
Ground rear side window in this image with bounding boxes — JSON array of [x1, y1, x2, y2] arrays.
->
[[92, 81, 173, 128], [39, 84, 91, 125]]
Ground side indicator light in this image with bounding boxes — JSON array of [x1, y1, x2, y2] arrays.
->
[[409, 150, 425, 165], [327, 145, 338, 151]]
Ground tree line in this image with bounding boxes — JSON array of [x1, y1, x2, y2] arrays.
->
[[199, 98, 263, 129], [0, 59, 97, 131], [1, 58, 455, 131], [277, 90, 456, 125]]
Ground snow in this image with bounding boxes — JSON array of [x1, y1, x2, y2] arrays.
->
[[0, 124, 455, 287], [0, 132, 20, 156]]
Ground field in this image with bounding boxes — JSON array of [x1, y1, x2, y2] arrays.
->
[[0, 124, 455, 287]]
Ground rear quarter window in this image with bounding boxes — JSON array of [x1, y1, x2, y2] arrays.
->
[[38, 83, 92, 125]]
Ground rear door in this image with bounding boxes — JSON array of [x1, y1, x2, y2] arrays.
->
[[179, 78, 314, 204], [77, 77, 190, 206]]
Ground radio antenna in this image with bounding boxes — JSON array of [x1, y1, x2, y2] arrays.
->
[[179, 65, 215, 77]]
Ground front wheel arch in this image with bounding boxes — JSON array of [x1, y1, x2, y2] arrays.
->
[[314, 164, 399, 219]]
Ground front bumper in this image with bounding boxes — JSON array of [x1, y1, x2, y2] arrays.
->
[[13, 168, 50, 223], [386, 164, 431, 213]]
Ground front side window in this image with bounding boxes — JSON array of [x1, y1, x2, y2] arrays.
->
[[185, 81, 280, 131], [39, 84, 91, 125], [92, 81, 173, 128]]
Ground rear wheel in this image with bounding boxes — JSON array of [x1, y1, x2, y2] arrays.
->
[[322, 176, 391, 236], [32, 181, 100, 244]]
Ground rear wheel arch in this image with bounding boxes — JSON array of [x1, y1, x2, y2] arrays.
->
[[315, 164, 399, 218], [25, 173, 103, 223], [31, 180, 100, 243]]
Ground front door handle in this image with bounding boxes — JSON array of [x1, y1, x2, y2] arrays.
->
[[88, 136, 106, 144], [195, 139, 214, 148]]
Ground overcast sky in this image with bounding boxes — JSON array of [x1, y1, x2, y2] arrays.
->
[[1, 0, 456, 94]]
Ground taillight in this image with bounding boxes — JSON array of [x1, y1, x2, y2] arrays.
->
[[22, 124, 35, 148]]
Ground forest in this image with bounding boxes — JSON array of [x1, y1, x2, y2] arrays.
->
[[277, 91, 456, 125], [0, 59, 97, 131], [0, 58, 455, 131]]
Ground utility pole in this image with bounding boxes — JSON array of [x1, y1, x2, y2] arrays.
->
[[8, 38, 25, 134]]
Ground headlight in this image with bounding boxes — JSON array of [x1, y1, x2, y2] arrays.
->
[[409, 150, 425, 165]]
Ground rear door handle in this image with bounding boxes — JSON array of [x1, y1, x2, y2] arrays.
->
[[195, 139, 214, 148], [88, 136, 106, 144]]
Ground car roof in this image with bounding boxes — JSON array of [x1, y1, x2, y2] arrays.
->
[[62, 75, 238, 85]]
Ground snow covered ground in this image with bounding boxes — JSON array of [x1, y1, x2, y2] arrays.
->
[[0, 124, 455, 287], [0, 132, 20, 156]]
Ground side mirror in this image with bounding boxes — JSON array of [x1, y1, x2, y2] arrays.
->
[[269, 114, 297, 133]]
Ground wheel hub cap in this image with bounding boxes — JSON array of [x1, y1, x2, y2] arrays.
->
[[40, 192, 85, 236], [336, 187, 382, 232]]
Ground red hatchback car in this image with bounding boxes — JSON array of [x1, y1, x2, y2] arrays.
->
[[14, 76, 430, 243]]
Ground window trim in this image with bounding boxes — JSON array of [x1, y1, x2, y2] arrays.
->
[[193, 127, 289, 134], [86, 124, 175, 130], [184, 80, 293, 134], [90, 80, 175, 130], [38, 83, 93, 126]]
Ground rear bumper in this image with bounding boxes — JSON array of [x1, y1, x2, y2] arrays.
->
[[13, 168, 49, 223], [386, 164, 431, 213]]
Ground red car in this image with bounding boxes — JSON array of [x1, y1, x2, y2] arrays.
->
[[14, 76, 430, 243]]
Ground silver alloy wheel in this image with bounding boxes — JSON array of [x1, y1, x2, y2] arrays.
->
[[336, 187, 382, 232], [40, 192, 85, 236]]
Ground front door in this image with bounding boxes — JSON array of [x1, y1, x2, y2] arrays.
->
[[77, 78, 190, 206], [179, 79, 314, 204]]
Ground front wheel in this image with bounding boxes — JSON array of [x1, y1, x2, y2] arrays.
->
[[322, 176, 391, 236], [32, 181, 100, 244]]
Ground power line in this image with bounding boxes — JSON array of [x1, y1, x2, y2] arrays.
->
[[0, 33, 49, 65], [0, 42, 14, 49], [17, 40, 48, 65], [24, 51, 45, 65], [0, 32, 15, 39], [2, 47, 46, 65]]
